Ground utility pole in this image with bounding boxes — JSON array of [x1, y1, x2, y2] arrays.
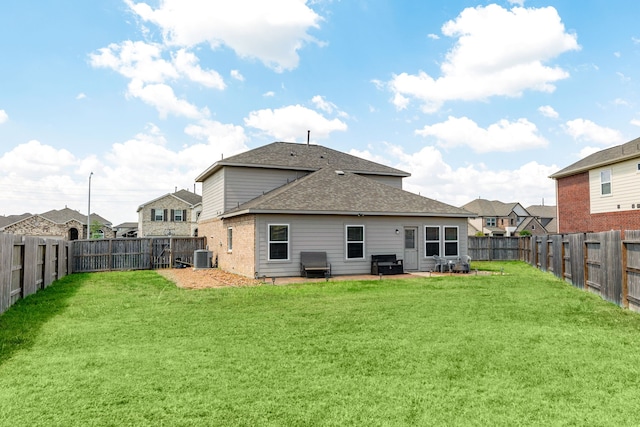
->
[[87, 172, 93, 239]]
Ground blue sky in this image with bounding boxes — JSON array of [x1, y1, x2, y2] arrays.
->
[[2, 0, 640, 225]]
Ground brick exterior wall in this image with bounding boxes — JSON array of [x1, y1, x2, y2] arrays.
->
[[557, 171, 640, 232], [199, 215, 256, 278], [139, 195, 196, 237]]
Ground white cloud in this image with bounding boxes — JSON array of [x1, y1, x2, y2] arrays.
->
[[538, 105, 559, 118], [125, 0, 323, 72], [508, 0, 525, 5], [353, 142, 557, 208], [127, 80, 209, 119], [427, 33, 440, 40], [0, 110, 7, 124], [90, 41, 178, 83], [230, 70, 245, 81], [631, 119, 640, 127], [564, 119, 625, 145], [76, 93, 87, 100], [0, 122, 250, 224], [244, 104, 347, 141], [415, 116, 548, 153], [90, 41, 223, 118], [173, 49, 225, 89], [263, 91, 275, 97], [388, 4, 579, 112]]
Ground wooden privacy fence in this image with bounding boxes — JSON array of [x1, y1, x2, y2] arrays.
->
[[0, 233, 69, 315], [467, 236, 524, 261], [70, 237, 206, 272], [528, 230, 640, 312]]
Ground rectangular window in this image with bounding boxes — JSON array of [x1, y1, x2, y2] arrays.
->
[[268, 224, 289, 260], [227, 227, 233, 252], [601, 169, 611, 195], [444, 226, 459, 257], [346, 225, 365, 259], [152, 209, 164, 222], [174, 209, 184, 222], [486, 217, 496, 227], [425, 226, 440, 256]]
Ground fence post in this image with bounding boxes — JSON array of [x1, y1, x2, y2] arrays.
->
[[622, 232, 629, 308]]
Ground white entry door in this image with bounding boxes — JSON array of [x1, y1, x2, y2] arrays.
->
[[404, 227, 418, 270]]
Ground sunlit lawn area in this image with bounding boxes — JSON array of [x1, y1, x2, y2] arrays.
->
[[2, 262, 640, 426]]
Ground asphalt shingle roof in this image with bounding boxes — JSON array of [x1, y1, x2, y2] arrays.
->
[[461, 199, 523, 217], [550, 136, 640, 179], [196, 142, 410, 182], [221, 167, 474, 218]]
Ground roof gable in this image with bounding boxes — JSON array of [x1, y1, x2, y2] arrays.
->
[[461, 199, 527, 217], [196, 142, 410, 182], [222, 167, 474, 218], [138, 190, 202, 211]]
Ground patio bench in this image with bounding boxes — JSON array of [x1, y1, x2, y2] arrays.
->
[[371, 254, 404, 275], [300, 252, 332, 278]]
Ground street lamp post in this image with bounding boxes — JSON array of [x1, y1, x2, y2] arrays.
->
[[87, 172, 93, 239]]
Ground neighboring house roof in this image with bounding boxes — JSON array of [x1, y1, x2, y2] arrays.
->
[[39, 208, 111, 226], [196, 141, 410, 182], [137, 189, 202, 212], [525, 204, 557, 233], [0, 213, 32, 228], [461, 199, 527, 217], [550, 136, 640, 179], [221, 167, 474, 219], [115, 222, 138, 229], [526, 205, 556, 219], [0, 208, 111, 230]]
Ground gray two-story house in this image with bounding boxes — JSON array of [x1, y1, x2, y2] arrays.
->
[[196, 142, 475, 278]]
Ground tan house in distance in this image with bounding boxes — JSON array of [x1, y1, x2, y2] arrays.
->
[[462, 199, 556, 236], [137, 189, 202, 237], [0, 207, 114, 240]]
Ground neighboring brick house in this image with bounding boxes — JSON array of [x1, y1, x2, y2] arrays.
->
[[195, 141, 475, 278], [137, 189, 202, 237], [461, 199, 556, 236], [550, 136, 640, 233], [0, 208, 114, 240]]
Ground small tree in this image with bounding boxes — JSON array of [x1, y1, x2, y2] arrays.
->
[[91, 220, 104, 239], [519, 230, 531, 236]]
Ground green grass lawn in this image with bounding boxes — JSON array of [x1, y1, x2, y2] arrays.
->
[[2, 262, 640, 426]]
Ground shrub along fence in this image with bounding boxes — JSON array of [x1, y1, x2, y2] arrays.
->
[[0, 233, 69, 315]]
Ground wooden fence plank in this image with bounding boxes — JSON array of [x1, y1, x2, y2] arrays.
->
[[0, 233, 13, 314]]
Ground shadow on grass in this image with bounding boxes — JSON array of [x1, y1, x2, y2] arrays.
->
[[0, 273, 86, 366]]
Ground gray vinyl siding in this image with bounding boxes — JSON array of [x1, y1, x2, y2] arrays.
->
[[254, 214, 468, 277], [224, 167, 310, 212], [200, 170, 224, 220]]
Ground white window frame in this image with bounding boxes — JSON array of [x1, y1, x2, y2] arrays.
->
[[268, 224, 289, 261], [227, 227, 233, 252], [174, 209, 184, 222], [486, 217, 496, 227], [425, 226, 440, 257], [443, 226, 459, 257], [153, 209, 164, 222], [345, 225, 365, 260], [600, 169, 612, 196]]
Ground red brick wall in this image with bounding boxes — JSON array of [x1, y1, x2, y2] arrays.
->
[[557, 172, 591, 233], [557, 171, 640, 232]]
